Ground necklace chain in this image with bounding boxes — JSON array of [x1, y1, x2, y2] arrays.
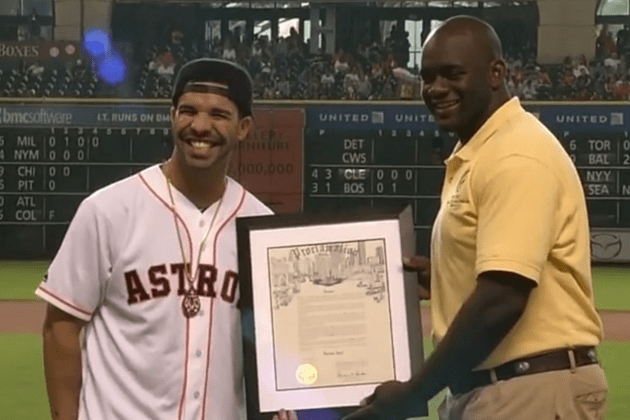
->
[[165, 171, 224, 317]]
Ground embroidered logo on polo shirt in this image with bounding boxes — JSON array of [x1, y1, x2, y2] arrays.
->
[[448, 170, 470, 210]]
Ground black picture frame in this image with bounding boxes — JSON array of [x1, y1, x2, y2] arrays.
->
[[237, 204, 426, 419]]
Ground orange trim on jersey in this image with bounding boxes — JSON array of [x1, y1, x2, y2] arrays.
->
[[201, 187, 247, 420], [139, 172, 197, 420], [212, 187, 246, 266], [36, 285, 92, 317]]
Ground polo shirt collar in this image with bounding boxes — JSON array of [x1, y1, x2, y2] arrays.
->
[[448, 96, 522, 163]]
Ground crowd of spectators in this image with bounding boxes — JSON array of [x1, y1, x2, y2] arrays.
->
[[503, 24, 630, 101], [2, 23, 630, 101], [135, 25, 414, 100]]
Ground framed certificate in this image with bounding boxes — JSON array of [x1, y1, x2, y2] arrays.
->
[[237, 205, 425, 417]]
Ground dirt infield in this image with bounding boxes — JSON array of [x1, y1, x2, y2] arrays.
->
[[1, 300, 629, 341]]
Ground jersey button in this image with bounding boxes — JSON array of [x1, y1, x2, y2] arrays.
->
[[194, 392, 200, 399], [196, 350, 202, 357], [200, 220, 205, 227], [199, 310, 205, 316]]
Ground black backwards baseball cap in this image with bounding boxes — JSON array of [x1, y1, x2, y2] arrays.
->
[[171, 58, 253, 117]]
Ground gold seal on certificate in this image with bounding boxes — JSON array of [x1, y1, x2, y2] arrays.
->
[[296, 363, 318, 385], [237, 205, 426, 416]]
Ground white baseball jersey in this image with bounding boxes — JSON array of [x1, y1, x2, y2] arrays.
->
[[35, 164, 272, 420]]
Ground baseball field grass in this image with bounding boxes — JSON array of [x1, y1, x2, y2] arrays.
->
[[0, 335, 628, 420], [0, 260, 49, 300]]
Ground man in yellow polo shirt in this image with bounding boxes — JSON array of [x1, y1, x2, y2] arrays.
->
[[344, 15, 607, 420]]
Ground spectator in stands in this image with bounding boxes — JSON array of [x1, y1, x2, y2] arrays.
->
[[613, 75, 630, 100], [616, 24, 630, 64], [356, 67, 372, 100], [521, 78, 537, 100], [27, 60, 45, 78], [596, 25, 617, 59], [604, 75, 617, 99], [171, 28, 184, 46], [592, 70, 607, 99], [576, 65, 593, 91], [343, 64, 360, 99], [156, 50, 176, 79], [288, 27, 302, 51], [251, 37, 264, 61], [259, 54, 273, 79], [507, 76, 523, 99], [306, 74, 322, 100], [535, 66, 552, 88], [559, 70, 577, 99], [222, 38, 237, 62], [262, 78, 275, 99], [392, 60, 420, 99], [17, 25, 29, 41], [71, 59, 87, 80], [252, 72, 265, 99], [379, 72, 397, 100], [169, 28, 185, 59], [320, 64, 335, 98], [604, 52, 621, 73], [276, 74, 290, 98], [334, 47, 351, 74], [274, 37, 289, 68]]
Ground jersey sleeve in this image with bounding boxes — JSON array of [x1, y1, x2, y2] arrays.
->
[[35, 198, 112, 321], [473, 155, 560, 284]]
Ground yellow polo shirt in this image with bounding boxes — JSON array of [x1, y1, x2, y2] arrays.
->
[[430, 97, 603, 370]]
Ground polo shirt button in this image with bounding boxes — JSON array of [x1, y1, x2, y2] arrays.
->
[[194, 391, 200, 399], [200, 220, 205, 227]]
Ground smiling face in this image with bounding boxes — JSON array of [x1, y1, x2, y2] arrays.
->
[[420, 18, 508, 143], [170, 90, 252, 173]]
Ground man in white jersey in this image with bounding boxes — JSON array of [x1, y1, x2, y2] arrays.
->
[[37, 58, 278, 420]]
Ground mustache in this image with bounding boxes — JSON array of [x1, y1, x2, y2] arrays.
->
[[178, 129, 227, 145]]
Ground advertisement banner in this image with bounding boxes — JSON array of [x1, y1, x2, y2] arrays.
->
[[307, 103, 630, 132], [0, 41, 80, 62], [591, 228, 630, 263]]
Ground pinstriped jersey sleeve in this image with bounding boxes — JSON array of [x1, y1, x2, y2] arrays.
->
[[35, 197, 112, 321]]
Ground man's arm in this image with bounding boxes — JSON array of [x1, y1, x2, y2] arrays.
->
[[42, 303, 87, 420], [343, 271, 535, 420]]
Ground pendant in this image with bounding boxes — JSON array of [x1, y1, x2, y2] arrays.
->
[[182, 288, 201, 318]]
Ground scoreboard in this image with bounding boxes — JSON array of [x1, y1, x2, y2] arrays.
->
[[1, 101, 630, 262], [302, 104, 630, 260], [303, 109, 456, 256], [0, 103, 303, 259]]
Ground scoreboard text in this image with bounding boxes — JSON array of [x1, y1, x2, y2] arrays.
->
[[1, 102, 629, 261]]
